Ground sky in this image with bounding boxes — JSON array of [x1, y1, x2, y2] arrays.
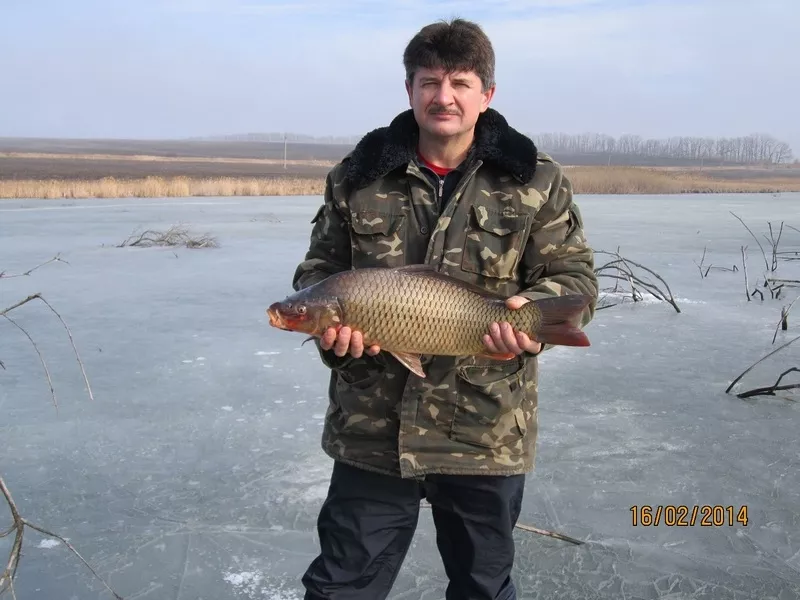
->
[[1, 0, 798, 152]]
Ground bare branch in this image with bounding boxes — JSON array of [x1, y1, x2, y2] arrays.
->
[[0, 255, 68, 280], [420, 501, 584, 545], [20, 520, 123, 600], [730, 212, 769, 272], [33, 295, 94, 402], [1, 294, 41, 317], [1, 315, 57, 411], [772, 295, 798, 344], [514, 522, 585, 545], [742, 246, 751, 301], [0, 478, 24, 597], [595, 250, 681, 313], [1, 293, 93, 402], [694, 247, 709, 279], [117, 225, 217, 249], [767, 278, 800, 286], [725, 334, 800, 394], [735, 367, 800, 400], [1, 262, 116, 598]]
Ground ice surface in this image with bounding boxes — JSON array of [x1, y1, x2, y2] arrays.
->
[[1, 193, 799, 599]]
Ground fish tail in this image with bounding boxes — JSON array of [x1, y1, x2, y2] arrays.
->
[[528, 294, 593, 347]]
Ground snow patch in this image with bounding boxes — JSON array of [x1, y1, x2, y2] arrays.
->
[[223, 570, 303, 600], [37, 539, 61, 549]]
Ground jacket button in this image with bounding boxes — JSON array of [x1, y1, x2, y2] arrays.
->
[[420, 226, 429, 234]]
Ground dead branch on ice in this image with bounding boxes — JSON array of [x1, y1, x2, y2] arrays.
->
[[420, 501, 584, 545], [725, 334, 800, 400], [117, 224, 218, 249], [742, 246, 751, 301], [694, 246, 737, 279], [730, 212, 770, 272], [734, 368, 800, 400], [1, 261, 120, 598], [772, 295, 798, 344], [0, 254, 68, 279], [593, 249, 681, 313]]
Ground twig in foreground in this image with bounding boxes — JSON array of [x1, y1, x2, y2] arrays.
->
[[730, 212, 769, 272], [514, 522, 585, 545], [772, 295, 798, 344], [0, 255, 68, 279], [1, 293, 93, 402], [0, 477, 123, 599], [1, 315, 57, 411], [725, 334, 800, 395], [735, 367, 800, 400], [420, 502, 584, 545]]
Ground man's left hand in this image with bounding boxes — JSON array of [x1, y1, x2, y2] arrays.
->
[[483, 296, 542, 355]]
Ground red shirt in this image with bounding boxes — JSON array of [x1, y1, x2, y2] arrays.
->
[[417, 151, 453, 177]]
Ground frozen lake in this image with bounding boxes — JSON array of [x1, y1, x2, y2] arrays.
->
[[1, 192, 799, 599]]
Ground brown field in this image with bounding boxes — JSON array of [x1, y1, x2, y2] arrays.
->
[[0, 139, 798, 198]]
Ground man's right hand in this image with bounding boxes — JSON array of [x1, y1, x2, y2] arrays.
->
[[319, 326, 381, 358]]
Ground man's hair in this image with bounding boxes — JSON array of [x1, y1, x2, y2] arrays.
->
[[403, 18, 495, 91]]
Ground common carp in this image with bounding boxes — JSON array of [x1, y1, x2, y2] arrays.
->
[[267, 265, 593, 378]]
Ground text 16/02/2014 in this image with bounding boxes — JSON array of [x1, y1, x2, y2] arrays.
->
[[630, 505, 748, 527]]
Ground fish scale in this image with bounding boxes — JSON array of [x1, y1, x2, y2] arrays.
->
[[325, 267, 541, 356]]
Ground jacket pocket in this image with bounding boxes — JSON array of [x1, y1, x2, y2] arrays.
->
[[328, 354, 393, 438], [461, 205, 530, 279], [450, 357, 527, 448], [349, 209, 407, 268]]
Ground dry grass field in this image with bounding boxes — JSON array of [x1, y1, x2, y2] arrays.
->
[[1, 138, 798, 198]]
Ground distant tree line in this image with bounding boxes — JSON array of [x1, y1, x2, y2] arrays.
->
[[191, 132, 363, 144], [530, 132, 795, 165], [193, 130, 795, 165]]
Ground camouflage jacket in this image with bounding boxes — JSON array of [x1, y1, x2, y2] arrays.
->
[[292, 108, 598, 479]]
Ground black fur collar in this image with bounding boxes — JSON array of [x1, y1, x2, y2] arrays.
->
[[344, 108, 538, 190]]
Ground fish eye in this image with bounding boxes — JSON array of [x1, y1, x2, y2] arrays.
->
[[297, 305, 307, 314]]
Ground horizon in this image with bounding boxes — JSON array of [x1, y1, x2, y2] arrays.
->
[[1, 0, 798, 152]]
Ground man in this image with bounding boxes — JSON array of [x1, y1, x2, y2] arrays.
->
[[291, 17, 598, 600]]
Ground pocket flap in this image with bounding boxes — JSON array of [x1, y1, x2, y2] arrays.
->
[[470, 205, 528, 236], [350, 210, 404, 235]]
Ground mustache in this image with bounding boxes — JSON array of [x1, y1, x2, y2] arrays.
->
[[428, 106, 460, 115]]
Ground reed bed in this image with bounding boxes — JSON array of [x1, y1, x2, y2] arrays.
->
[[0, 176, 326, 198], [1, 168, 799, 199]]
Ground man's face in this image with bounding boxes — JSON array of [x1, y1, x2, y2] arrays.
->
[[405, 66, 495, 140]]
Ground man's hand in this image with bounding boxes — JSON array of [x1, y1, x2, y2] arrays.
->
[[320, 326, 381, 358], [483, 296, 542, 356]]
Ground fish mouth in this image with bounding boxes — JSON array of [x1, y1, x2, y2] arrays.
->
[[266, 305, 287, 330]]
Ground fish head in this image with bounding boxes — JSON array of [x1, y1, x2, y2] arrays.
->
[[266, 293, 343, 336]]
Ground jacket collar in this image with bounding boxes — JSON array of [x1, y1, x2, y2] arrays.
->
[[344, 108, 538, 190]]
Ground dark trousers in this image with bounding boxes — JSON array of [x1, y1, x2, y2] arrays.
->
[[302, 460, 525, 600]]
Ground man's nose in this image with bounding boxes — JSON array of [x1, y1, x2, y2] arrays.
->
[[434, 81, 455, 105]]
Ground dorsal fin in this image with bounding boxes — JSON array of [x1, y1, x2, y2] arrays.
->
[[392, 265, 508, 300]]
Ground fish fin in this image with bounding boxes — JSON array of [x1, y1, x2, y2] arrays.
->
[[393, 265, 507, 300], [476, 352, 517, 361], [300, 335, 317, 347], [390, 350, 426, 378], [532, 294, 594, 347]]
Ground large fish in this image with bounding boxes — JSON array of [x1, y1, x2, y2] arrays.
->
[[267, 265, 593, 378]]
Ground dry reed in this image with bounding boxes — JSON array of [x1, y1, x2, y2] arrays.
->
[[564, 166, 800, 194], [1, 167, 799, 199], [0, 176, 326, 199]]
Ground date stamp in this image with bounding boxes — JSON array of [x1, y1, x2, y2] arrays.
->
[[630, 505, 748, 527]]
